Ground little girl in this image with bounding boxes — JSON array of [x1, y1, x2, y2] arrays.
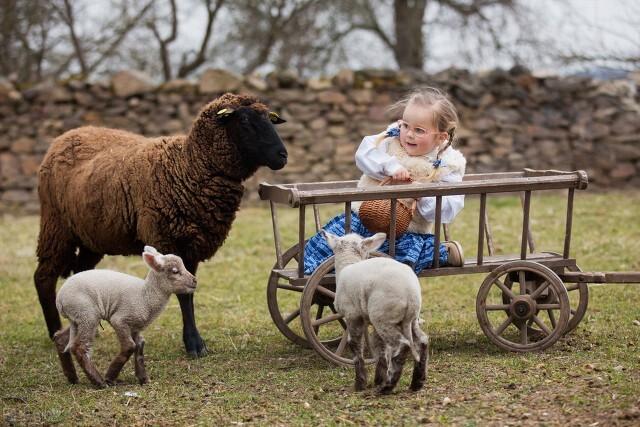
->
[[304, 86, 466, 274]]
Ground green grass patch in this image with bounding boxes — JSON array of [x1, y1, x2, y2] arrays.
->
[[1, 191, 639, 425]]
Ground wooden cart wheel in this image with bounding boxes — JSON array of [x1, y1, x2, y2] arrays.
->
[[500, 263, 588, 336], [267, 244, 312, 347], [300, 256, 377, 367], [477, 260, 570, 352], [562, 264, 589, 335]]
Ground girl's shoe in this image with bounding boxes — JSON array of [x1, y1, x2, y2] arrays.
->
[[443, 241, 464, 267]]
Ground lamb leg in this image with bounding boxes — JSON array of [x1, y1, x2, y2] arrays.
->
[[132, 333, 148, 385]]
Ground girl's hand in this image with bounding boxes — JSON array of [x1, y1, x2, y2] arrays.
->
[[391, 167, 411, 183]]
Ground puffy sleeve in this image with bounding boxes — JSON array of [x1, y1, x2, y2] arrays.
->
[[415, 171, 465, 224], [355, 125, 404, 180]]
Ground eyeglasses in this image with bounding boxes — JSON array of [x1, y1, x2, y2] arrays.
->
[[398, 120, 445, 139]]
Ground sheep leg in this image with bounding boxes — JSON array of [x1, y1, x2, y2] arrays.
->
[[75, 246, 104, 272], [52, 325, 79, 384], [34, 229, 79, 384], [105, 322, 136, 385], [346, 318, 367, 391], [410, 324, 429, 392], [70, 321, 105, 388], [132, 333, 148, 385], [177, 259, 207, 357], [370, 330, 387, 387]]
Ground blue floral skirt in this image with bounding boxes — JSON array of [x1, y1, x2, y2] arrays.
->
[[303, 212, 448, 275]]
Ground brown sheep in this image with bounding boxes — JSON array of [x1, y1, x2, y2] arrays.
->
[[35, 93, 287, 384]]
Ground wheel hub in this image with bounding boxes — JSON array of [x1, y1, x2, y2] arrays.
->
[[510, 296, 536, 320]]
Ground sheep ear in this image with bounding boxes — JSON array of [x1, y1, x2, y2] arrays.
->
[[268, 111, 286, 124], [215, 107, 235, 123], [361, 233, 386, 253], [143, 251, 164, 272], [320, 230, 339, 249]]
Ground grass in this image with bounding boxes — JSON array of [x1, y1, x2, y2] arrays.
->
[[1, 191, 640, 426]]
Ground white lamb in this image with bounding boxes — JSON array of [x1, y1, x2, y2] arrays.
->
[[54, 246, 196, 388], [321, 231, 429, 394]]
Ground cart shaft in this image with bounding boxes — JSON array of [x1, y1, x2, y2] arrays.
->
[[560, 271, 640, 284]]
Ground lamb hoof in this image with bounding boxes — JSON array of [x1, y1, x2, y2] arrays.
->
[[409, 383, 424, 392], [105, 378, 119, 387], [354, 383, 366, 392], [377, 385, 395, 395]]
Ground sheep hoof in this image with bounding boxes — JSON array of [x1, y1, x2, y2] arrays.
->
[[186, 343, 208, 358], [138, 376, 149, 385]]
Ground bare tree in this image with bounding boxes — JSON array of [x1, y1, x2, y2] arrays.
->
[[51, 0, 154, 79], [224, 0, 357, 75], [0, 0, 64, 83], [339, 0, 518, 71]]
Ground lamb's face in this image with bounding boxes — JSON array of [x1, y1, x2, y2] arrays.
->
[[221, 106, 288, 171], [143, 249, 197, 294], [161, 255, 198, 295]]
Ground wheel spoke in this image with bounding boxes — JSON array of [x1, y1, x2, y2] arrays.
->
[[277, 283, 304, 292], [284, 308, 300, 325], [547, 309, 557, 328], [530, 280, 551, 299], [565, 283, 579, 292], [532, 315, 552, 335], [537, 304, 561, 309], [494, 279, 516, 300], [313, 305, 325, 334], [334, 331, 349, 356], [520, 320, 528, 344], [316, 285, 335, 299], [312, 312, 344, 327], [494, 315, 514, 336], [485, 304, 510, 311], [519, 271, 526, 295]]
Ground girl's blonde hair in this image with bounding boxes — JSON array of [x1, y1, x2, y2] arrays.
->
[[390, 86, 459, 146]]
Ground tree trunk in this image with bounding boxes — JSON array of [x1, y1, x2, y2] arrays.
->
[[393, 0, 427, 70]]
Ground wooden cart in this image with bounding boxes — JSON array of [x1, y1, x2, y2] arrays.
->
[[259, 169, 640, 367]]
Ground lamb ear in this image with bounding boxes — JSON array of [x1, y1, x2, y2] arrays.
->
[[143, 251, 164, 272], [320, 230, 339, 249], [143, 245, 160, 255], [361, 233, 386, 253]]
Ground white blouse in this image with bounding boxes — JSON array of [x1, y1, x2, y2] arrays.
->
[[354, 132, 465, 224]]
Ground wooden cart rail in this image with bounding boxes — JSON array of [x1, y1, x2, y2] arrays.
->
[[260, 169, 588, 278], [259, 169, 588, 207]]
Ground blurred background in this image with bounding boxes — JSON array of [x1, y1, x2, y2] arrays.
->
[[2, 0, 638, 83], [0, 0, 639, 213]]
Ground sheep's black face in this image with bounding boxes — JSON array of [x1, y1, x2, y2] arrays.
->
[[222, 107, 288, 171]]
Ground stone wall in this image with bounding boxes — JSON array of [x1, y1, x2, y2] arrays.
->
[[1, 67, 639, 213]]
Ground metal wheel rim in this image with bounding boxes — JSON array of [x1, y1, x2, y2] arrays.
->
[[476, 260, 570, 352]]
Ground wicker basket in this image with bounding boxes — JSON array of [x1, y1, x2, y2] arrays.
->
[[359, 178, 416, 235], [359, 199, 414, 235]]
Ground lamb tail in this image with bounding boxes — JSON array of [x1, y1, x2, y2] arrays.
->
[[63, 325, 76, 353]]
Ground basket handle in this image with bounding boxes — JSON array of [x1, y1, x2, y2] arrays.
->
[[377, 177, 418, 214]]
